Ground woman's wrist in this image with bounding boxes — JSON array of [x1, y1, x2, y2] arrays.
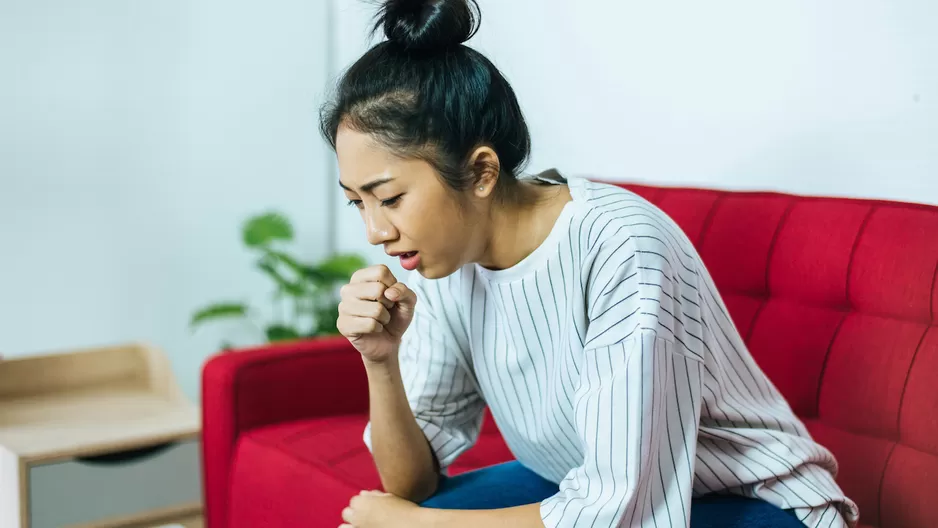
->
[[362, 354, 401, 380]]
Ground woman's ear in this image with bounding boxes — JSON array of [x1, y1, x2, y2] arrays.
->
[[468, 146, 500, 198]]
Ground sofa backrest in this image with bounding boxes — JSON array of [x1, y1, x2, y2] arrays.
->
[[617, 181, 938, 528]]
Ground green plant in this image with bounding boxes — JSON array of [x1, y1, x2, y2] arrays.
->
[[189, 211, 365, 350]]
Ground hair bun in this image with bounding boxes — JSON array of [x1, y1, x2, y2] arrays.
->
[[376, 0, 480, 51]]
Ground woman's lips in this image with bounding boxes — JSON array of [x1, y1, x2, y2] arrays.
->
[[399, 251, 420, 271]]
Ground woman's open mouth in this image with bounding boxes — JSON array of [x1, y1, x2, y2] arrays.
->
[[398, 251, 420, 271]]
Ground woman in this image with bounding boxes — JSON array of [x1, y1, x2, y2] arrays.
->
[[324, 1, 859, 527]]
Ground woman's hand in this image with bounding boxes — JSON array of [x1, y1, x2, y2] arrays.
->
[[337, 265, 418, 365], [339, 490, 423, 528]]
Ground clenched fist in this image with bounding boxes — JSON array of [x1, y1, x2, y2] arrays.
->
[[337, 264, 417, 364]]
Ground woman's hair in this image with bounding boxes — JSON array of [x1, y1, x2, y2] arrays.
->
[[319, 0, 532, 201]]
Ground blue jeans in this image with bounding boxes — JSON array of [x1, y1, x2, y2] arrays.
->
[[420, 461, 806, 528]]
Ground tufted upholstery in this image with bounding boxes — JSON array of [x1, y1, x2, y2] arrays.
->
[[623, 183, 938, 528], [202, 182, 938, 528]]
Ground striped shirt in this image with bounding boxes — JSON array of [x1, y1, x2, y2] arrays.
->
[[363, 175, 860, 528]]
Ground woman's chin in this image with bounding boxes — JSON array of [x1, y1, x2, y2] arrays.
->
[[415, 260, 459, 280], [416, 266, 440, 279]]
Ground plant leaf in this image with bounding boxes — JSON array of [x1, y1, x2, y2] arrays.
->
[[266, 250, 305, 276], [300, 265, 328, 284], [189, 303, 247, 329], [266, 324, 300, 342], [264, 250, 325, 291], [314, 253, 367, 282], [256, 259, 305, 297], [242, 212, 294, 248], [311, 303, 341, 336]]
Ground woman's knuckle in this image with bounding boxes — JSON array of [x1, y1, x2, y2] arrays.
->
[[377, 265, 394, 280], [371, 284, 386, 300]]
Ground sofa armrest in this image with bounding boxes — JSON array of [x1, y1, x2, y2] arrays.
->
[[200, 336, 367, 528], [202, 335, 368, 432]]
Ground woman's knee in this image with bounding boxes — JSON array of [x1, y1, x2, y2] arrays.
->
[[419, 461, 558, 511], [690, 495, 806, 528]]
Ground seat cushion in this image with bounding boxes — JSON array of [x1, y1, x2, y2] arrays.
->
[[228, 412, 514, 528]]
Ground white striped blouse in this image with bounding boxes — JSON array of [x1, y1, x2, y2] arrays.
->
[[363, 175, 860, 528]]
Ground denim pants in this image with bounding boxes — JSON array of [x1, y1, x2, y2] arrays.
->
[[420, 461, 806, 528]]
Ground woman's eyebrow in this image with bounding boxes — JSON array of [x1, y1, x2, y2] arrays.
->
[[339, 176, 395, 194]]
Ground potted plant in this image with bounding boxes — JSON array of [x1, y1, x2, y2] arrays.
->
[[189, 211, 365, 350]]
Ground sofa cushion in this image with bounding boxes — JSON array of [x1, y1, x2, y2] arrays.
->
[[229, 419, 363, 528], [228, 412, 515, 528]]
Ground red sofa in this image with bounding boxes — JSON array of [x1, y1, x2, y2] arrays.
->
[[201, 181, 938, 528]]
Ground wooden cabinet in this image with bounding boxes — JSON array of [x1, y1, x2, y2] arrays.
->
[[0, 343, 202, 528]]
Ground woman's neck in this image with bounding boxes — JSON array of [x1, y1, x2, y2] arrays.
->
[[475, 179, 571, 271]]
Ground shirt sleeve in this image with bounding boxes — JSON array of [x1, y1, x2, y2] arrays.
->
[[363, 277, 485, 473], [541, 235, 704, 528]]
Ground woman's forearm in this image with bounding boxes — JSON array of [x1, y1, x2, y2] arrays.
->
[[418, 503, 545, 528], [365, 358, 439, 503]]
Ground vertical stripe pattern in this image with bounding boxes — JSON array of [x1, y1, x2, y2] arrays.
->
[[363, 176, 860, 527]]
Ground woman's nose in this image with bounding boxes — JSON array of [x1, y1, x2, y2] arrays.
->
[[364, 209, 395, 246]]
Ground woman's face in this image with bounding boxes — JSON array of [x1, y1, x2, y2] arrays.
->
[[336, 125, 482, 279]]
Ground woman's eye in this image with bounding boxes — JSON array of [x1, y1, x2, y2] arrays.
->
[[346, 199, 363, 209], [380, 194, 403, 207]]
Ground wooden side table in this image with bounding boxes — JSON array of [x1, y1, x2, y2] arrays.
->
[[0, 343, 202, 528]]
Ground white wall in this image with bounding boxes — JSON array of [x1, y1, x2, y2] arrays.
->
[[0, 0, 332, 401], [2, 0, 934, 400], [332, 0, 938, 269]]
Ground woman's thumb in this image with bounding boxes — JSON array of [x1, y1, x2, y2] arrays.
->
[[385, 283, 417, 315]]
